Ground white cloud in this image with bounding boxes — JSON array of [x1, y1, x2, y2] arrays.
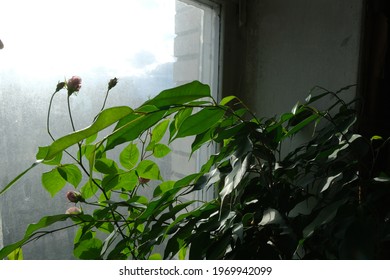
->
[[0, 0, 176, 77]]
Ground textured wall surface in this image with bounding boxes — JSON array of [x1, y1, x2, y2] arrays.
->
[[237, 0, 363, 116]]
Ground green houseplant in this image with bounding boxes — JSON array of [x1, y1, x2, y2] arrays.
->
[[1, 78, 389, 259]]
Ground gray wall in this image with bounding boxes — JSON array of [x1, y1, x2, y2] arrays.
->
[[223, 0, 363, 116]]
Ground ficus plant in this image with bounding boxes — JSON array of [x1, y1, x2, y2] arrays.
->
[[1, 78, 390, 260]]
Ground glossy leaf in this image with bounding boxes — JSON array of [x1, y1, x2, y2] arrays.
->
[[42, 168, 67, 197], [151, 119, 170, 143], [153, 143, 171, 158], [219, 95, 238, 106], [74, 237, 103, 260], [58, 164, 82, 188], [106, 110, 166, 151], [136, 160, 163, 181], [81, 179, 100, 199], [174, 107, 225, 139], [143, 80, 211, 109], [39, 106, 133, 160], [153, 181, 175, 197], [0, 214, 71, 259], [119, 143, 140, 170], [95, 158, 119, 174]]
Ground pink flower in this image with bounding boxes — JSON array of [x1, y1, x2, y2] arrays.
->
[[67, 76, 82, 95], [65, 206, 82, 215], [66, 190, 84, 203]]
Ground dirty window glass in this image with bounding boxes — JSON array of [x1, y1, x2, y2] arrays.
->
[[0, 0, 219, 259]]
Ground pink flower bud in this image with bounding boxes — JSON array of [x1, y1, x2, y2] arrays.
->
[[65, 206, 82, 215], [66, 190, 84, 203], [67, 76, 82, 95], [138, 177, 150, 184]]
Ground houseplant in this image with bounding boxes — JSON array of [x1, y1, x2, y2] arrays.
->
[[1, 79, 389, 259]]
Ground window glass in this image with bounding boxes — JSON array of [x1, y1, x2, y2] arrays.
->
[[0, 0, 219, 259]]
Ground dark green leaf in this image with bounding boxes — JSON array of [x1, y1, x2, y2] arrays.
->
[[283, 114, 319, 139], [106, 110, 166, 151], [144, 81, 211, 109], [175, 107, 225, 139], [95, 158, 119, 174]]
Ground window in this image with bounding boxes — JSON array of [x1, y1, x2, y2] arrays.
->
[[0, 0, 220, 259]]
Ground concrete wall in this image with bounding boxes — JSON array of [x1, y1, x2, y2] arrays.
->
[[224, 0, 363, 116]]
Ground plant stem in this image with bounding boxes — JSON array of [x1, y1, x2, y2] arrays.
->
[[100, 89, 110, 112], [67, 94, 76, 132], [67, 94, 83, 164], [47, 91, 57, 141]]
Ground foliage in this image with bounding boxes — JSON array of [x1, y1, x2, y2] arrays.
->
[[1, 79, 390, 260]]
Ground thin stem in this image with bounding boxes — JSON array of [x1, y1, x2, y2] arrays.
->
[[46, 90, 80, 163], [93, 88, 111, 123], [67, 94, 76, 132], [47, 91, 57, 141], [100, 89, 110, 113], [67, 94, 83, 164]]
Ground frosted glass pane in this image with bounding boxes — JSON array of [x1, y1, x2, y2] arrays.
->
[[0, 0, 219, 259]]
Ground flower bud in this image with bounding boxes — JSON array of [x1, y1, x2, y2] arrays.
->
[[108, 77, 118, 91], [67, 76, 82, 96], [65, 206, 82, 215], [66, 190, 84, 203], [138, 177, 150, 184], [55, 81, 66, 93]]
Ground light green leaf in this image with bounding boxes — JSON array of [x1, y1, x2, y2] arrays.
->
[[74, 237, 103, 260], [39, 106, 133, 160], [119, 143, 139, 170], [36, 147, 62, 165], [136, 160, 163, 181], [81, 179, 100, 199], [42, 168, 67, 197], [153, 143, 171, 158], [219, 95, 237, 106], [151, 119, 170, 143], [58, 164, 82, 188], [371, 135, 383, 141], [169, 107, 193, 141], [86, 133, 98, 144], [7, 248, 23, 260], [148, 253, 162, 260], [153, 181, 175, 197]]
